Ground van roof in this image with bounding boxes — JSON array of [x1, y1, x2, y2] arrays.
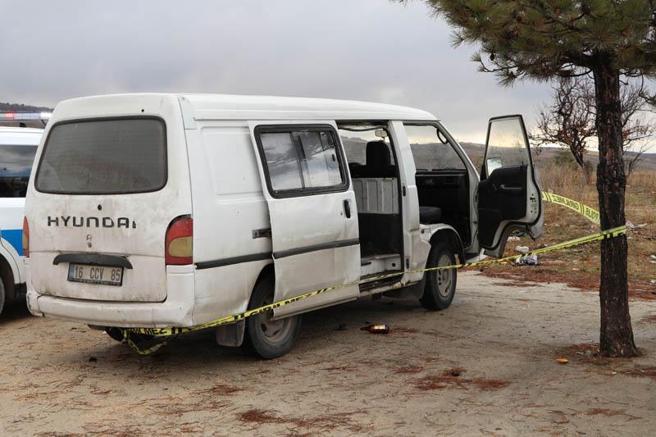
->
[[55, 93, 437, 122], [180, 94, 437, 121]]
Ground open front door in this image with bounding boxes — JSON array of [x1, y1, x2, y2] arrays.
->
[[478, 115, 543, 257], [250, 122, 361, 318]]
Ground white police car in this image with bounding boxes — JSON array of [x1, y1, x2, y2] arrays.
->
[[0, 112, 48, 314]]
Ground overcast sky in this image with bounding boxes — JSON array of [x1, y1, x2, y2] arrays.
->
[[0, 0, 552, 143]]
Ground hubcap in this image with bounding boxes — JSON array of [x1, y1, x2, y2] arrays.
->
[[257, 298, 293, 344], [436, 253, 454, 298]]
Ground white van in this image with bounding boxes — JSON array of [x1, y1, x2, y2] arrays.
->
[[0, 118, 47, 315], [24, 94, 542, 358]]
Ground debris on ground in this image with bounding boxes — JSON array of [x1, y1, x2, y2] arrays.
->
[[514, 245, 539, 266], [414, 368, 509, 391], [556, 357, 569, 365], [626, 221, 648, 230], [361, 324, 390, 334], [515, 245, 530, 254], [516, 254, 539, 266]]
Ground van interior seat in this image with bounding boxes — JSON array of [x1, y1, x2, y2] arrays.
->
[[352, 178, 398, 214], [419, 206, 442, 224], [349, 141, 400, 258], [352, 141, 395, 177]]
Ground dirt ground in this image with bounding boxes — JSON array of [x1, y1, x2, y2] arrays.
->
[[1, 272, 655, 436]]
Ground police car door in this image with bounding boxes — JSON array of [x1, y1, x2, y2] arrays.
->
[[250, 122, 360, 318], [478, 115, 543, 257]]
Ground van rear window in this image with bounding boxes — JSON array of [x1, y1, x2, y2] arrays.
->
[[35, 118, 166, 194]]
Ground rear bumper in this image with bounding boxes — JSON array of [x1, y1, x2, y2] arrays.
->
[[26, 262, 196, 328]]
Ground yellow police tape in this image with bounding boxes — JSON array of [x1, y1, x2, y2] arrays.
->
[[122, 193, 620, 355], [542, 191, 600, 225]]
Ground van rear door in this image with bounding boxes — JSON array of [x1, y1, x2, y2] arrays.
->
[[26, 95, 191, 303], [250, 122, 360, 318], [478, 115, 543, 257]]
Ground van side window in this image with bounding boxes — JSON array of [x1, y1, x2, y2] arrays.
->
[[405, 124, 465, 172], [256, 126, 346, 196], [337, 124, 396, 178]]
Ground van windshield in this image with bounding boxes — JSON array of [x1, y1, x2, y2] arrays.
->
[[0, 145, 37, 197], [35, 118, 166, 194]]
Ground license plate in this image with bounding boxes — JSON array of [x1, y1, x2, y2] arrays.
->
[[67, 264, 124, 286]]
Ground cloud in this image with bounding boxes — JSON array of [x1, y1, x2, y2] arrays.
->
[[0, 0, 550, 143]]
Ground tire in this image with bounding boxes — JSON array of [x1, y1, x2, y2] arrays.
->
[[244, 276, 302, 359], [0, 277, 5, 316], [420, 242, 457, 311]]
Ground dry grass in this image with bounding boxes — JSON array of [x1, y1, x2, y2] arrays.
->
[[393, 365, 424, 374], [198, 383, 242, 396], [479, 154, 656, 300], [620, 366, 656, 381], [584, 408, 641, 421], [389, 327, 419, 336], [555, 343, 656, 382], [585, 408, 625, 417], [413, 368, 509, 391], [640, 314, 656, 324], [555, 343, 609, 366], [237, 409, 363, 433]]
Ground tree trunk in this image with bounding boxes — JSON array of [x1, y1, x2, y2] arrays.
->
[[592, 59, 638, 357]]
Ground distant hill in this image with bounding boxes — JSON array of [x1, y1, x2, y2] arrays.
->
[[0, 102, 53, 113], [460, 142, 656, 172]]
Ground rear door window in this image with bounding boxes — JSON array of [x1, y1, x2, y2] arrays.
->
[[0, 145, 37, 197], [36, 118, 166, 194]]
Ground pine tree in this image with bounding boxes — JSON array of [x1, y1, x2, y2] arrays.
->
[[423, 0, 655, 357]]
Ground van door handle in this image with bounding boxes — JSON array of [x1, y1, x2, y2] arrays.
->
[[343, 199, 352, 219], [499, 184, 523, 193]]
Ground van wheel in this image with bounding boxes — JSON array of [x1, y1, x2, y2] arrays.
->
[[420, 242, 457, 311], [244, 276, 301, 359], [0, 277, 5, 316]]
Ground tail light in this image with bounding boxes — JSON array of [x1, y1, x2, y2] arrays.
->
[[22, 217, 29, 258], [165, 216, 193, 265]]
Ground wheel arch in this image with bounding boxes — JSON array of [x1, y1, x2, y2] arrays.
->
[[0, 253, 17, 301], [254, 262, 275, 288], [0, 241, 21, 283], [429, 225, 465, 264], [215, 261, 274, 349]]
